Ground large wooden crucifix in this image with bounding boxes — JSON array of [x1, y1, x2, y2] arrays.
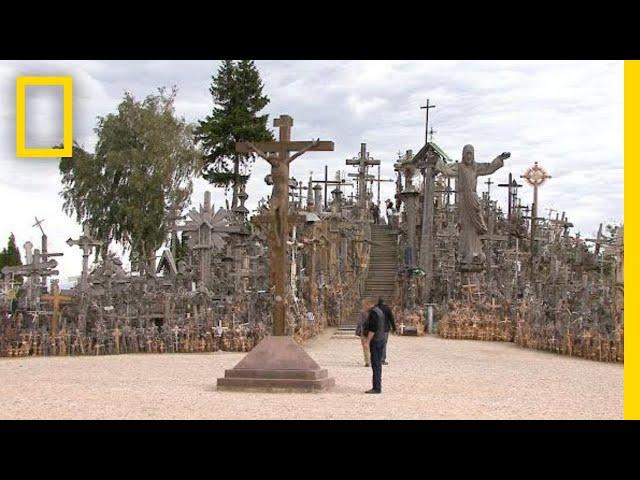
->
[[237, 114, 334, 336]]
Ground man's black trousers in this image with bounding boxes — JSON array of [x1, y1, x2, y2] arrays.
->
[[369, 339, 385, 392]]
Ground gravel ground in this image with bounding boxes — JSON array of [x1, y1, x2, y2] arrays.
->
[[0, 329, 622, 419]]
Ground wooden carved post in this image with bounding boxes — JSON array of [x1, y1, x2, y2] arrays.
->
[[237, 115, 334, 336]]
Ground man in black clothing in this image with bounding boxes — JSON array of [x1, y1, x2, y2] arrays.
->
[[363, 297, 386, 394], [377, 297, 396, 365]]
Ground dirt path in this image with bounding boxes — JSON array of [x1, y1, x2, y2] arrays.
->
[[0, 329, 622, 419]]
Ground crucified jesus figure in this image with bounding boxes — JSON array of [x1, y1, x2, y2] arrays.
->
[[244, 139, 320, 248]]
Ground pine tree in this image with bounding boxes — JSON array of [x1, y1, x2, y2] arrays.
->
[[195, 60, 273, 208], [0, 234, 23, 284], [0, 234, 21, 270], [0, 247, 7, 272], [7, 233, 22, 267]]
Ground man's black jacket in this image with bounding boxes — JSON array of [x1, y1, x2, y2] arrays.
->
[[377, 302, 396, 333]]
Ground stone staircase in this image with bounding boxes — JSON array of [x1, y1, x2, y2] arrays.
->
[[333, 224, 398, 338]]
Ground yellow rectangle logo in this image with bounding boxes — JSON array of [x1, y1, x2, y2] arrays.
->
[[16, 76, 72, 157]]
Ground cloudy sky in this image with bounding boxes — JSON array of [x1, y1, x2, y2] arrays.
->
[[0, 60, 623, 286]]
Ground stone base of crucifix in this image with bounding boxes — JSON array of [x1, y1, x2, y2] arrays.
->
[[216, 336, 335, 392]]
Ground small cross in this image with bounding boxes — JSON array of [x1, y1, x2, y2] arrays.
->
[[429, 126, 436, 142], [485, 177, 494, 198], [33, 217, 46, 236]]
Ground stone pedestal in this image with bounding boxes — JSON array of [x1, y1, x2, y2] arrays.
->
[[216, 336, 335, 392]]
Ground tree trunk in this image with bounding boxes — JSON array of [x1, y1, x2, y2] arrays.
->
[[231, 155, 240, 209]]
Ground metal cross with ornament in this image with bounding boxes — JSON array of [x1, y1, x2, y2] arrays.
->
[[520, 162, 552, 259]]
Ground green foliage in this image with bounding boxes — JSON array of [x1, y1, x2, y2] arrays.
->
[[59, 88, 201, 269], [0, 233, 22, 273], [206, 171, 250, 188], [172, 232, 190, 263], [194, 60, 273, 205]]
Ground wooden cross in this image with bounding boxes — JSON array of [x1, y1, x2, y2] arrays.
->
[[429, 126, 436, 143], [66, 224, 102, 289], [434, 184, 456, 206], [311, 166, 347, 210], [498, 173, 523, 221], [461, 283, 479, 303], [347, 172, 375, 206], [41, 281, 73, 337], [484, 177, 494, 199], [33, 216, 46, 236], [237, 114, 334, 336], [369, 164, 394, 208], [346, 143, 380, 212]]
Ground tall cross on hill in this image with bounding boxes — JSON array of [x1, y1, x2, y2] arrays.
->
[[420, 99, 436, 143], [346, 143, 380, 212]]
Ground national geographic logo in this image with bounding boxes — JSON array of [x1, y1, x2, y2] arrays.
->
[[15, 76, 72, 158]]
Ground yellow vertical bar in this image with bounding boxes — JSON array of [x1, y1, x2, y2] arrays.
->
[[624, 60, 637, 419], [63, 77, 73, 156], [15, 78, 26, 156]]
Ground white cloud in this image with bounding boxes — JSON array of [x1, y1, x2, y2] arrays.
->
[[0, 60, 623, 287]]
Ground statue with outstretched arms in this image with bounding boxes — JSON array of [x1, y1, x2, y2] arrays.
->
[[435, 144, 510, 269]]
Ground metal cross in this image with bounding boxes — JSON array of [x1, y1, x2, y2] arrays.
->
[[420, 99, 436, 144]]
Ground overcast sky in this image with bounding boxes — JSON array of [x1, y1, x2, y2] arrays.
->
[[0, 60, 623, 287]]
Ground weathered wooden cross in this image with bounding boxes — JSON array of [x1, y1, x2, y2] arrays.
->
[[498, 173, 523, 221], [346, 143, 380, 213], [237, 114, 334, 336], [66, 224, 102, 290], [370, 164, 394, 208], [311, 166, 351, 210], [41, 280, 73, 337]]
